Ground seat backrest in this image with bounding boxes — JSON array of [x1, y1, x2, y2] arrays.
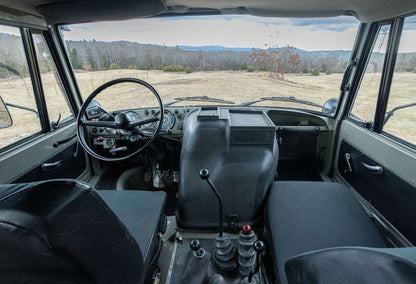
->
[[285, 246, 416, 284], [0, 179, 144, 284]]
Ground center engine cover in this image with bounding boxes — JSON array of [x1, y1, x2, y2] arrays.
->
[[178, 108, 278, 230]]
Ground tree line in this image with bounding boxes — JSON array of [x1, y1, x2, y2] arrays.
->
[[0, 33, 415, 80], [66, 39, 357, 75]]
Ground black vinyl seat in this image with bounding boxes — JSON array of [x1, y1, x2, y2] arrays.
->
[[266, 181, 387, 284], [98, 189, 166, 269], [0, 179, 166, 284], [285, 246, 416, 284]]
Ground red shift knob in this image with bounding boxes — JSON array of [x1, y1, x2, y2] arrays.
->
[[242, 224, 252, 235]]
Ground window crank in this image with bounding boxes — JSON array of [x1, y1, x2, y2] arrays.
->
[[344, 153, 353, 174]]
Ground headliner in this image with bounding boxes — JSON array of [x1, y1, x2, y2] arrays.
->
[[0, 0, 415, 25]]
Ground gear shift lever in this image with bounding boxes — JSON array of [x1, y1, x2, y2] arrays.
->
[[199, 169, 224, 237], [247, 241, 265, 282], [200, 168, 237, 271]]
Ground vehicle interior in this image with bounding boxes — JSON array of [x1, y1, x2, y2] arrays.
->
[[0, 0, 415, 283]]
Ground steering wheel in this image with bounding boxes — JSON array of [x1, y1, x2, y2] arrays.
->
[[77, 78, 164, 162]]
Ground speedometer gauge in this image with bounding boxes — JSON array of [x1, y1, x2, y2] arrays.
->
[[125, 111, 140, 122], [153, 110, 175, 131]]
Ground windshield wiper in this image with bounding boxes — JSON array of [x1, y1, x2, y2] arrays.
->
[[239, 96, 323, 108], [164, 96, 235, 107], [384, 102, 416, 125]]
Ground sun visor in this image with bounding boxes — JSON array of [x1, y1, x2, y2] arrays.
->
[[36, 0, 166, 24]]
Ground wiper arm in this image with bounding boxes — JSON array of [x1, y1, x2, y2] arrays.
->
[[384, 102, 416, 125], [164, 96, 235, 107], [239, 96, 323, 108]]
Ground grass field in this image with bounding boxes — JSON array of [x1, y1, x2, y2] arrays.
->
[[1, 70, 415, 148]]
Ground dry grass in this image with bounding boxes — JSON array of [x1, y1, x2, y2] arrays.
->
[[0, 70, 415, 149]]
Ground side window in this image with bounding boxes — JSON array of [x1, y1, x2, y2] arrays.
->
[[32, 33, 73, 127], [383, 16, 416, 146], [0, 26, 41, 149], [350, 25, 391, 125]]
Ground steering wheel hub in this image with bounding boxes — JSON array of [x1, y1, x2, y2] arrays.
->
[[115, 113, 130, 129]]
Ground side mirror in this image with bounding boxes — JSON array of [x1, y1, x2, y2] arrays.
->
[[322, 98, 339, 115], [0, 96, 12, 129]]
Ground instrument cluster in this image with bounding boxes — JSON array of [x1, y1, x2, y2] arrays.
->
[[132, 106, 194, 135]]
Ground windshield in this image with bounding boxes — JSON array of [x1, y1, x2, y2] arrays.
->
[[60, 15, 359, 114]]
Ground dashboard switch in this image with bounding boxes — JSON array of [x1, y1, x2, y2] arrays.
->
[[177, 122, 183, 130]]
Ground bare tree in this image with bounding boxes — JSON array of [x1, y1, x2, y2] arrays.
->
[[250, 45, 300, 80]]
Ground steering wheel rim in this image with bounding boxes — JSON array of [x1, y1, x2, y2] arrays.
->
[[77, 78, 164, 162]]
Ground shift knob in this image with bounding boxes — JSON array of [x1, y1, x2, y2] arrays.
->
[[190, 239, 201, 251], [199, 169, 210, 179], [253, 240, 265, 254]]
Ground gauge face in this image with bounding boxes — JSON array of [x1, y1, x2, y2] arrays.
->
[[125, 111, 140, 122], [153, 110, 175, 131]]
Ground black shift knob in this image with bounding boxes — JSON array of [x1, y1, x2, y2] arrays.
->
[[199, 169, 210, 179], [253, 240, 265, 254], [190, 239, 201, 251]]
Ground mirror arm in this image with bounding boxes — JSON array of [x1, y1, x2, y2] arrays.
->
[[5, 103, 39, 117]]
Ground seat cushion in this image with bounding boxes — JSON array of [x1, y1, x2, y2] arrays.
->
[[285, 247, 416, 284], [98, 190, 166, 266], [266, 181, 387, 284]]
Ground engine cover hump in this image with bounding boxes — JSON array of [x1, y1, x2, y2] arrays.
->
[[178, 107, 278, 230]]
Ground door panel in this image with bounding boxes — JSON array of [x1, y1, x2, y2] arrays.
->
[[338, 138, 416, 244], [0, 123, 86, 184], [335, 120, 416, 245], [11, 140, 85, 183]]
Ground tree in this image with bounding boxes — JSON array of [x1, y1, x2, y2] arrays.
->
[[249, 45, 300, 80], [69, 48, 83, 69], [109, 63, 119, 70], [311, 68, 320, 76]]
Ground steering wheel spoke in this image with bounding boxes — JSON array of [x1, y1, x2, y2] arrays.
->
[[127, 116, 160, 129]]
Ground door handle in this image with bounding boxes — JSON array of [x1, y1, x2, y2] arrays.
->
[[41, 160, 62, 172], [361, 162, 384, 175]]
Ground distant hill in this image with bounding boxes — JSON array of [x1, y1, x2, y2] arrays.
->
[[0, 33, 415, 74], [177, 45, 253, 52]]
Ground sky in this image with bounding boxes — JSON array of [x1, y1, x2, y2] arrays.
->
[[1, 15, 415, 52], [63, 15, 362, 51]]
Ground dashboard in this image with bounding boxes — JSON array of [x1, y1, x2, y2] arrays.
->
[[86, 105, 330, 153], [125, 106, 194, 135]]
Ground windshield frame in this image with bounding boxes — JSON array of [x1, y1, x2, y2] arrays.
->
[[57, 15, 361, 117]]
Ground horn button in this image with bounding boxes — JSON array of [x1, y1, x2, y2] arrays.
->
[[115, 113, 130, 128]]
